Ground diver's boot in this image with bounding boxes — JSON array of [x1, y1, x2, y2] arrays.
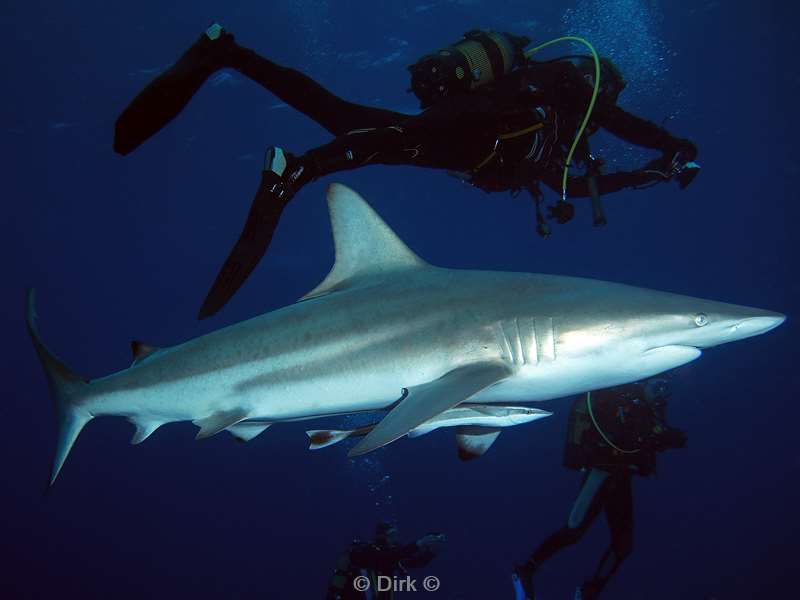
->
[[198, 146, 302, 319], [114, 23, 236, 155], [512, 562, 538, 600]]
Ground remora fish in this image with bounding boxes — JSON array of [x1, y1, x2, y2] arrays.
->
[[306, 404, 553, 458], [27, 183, 785, 484]]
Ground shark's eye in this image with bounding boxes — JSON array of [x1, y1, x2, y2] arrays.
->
[[694, 313, 709, 327]]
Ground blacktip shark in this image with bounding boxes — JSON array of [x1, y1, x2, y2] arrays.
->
[[306, 405, 553, 457], [28, 183, 785, 484]]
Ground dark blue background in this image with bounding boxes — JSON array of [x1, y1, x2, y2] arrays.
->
[[2, 1, 797, 598]]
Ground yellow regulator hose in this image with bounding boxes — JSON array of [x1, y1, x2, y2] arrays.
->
[[525, 37, 601, 202]]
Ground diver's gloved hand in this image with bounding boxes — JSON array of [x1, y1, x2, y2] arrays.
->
[[416, 532, 447, 551], [652, 426, 688, 451], [644, 148, 701, 189], [575, 579, 602, 600]]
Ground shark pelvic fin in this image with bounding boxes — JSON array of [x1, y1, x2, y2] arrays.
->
[[129, 419, 161, 444], [455, 426, 502, 461], [130, 340, 160, 365], [226, 422, 271, 442], [299, 183, 428, 301], [25, 289, 92, 485], [348, 361, 512, 457], [194, 409, 250, 440]]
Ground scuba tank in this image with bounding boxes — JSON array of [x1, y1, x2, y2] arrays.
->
[[407, 30, 530, 108]]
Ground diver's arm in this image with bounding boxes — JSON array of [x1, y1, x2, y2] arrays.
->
[[541, 168, 668, 198], [592, 103, 697, 159]]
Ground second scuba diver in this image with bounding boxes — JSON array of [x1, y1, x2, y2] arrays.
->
[[115, 24, 700, 318], [512, 378, 687, 600], [327, 521, 445, 599]]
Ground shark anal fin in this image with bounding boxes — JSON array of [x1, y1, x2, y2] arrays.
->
[[348, 361, 512, 457], [129, 419, 161, 444], [131, 340, 160, 365], [194, 409, 250, 440], [226, 422, 271, 443], [455, 426, 502, 461]]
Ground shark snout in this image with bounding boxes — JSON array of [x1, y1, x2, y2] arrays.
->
[[732, 312, 786, 339]]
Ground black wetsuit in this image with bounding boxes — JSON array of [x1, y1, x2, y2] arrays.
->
[[523, 384, 686, 599], [115, 30, 697, 194], [114, 30, 698, 317], [327, 538, 437, 600]]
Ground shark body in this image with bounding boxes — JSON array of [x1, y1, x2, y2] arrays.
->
[[28, 183, 785, 484]]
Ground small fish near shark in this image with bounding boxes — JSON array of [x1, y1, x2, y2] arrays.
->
[[28, 183, 785, 484], [306, 404, 553, 459]]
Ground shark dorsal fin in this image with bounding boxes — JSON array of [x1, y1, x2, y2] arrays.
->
[[131, 340, 160, 364], [300, 183, 428, 301]]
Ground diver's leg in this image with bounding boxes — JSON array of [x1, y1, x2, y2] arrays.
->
[[114, 23, 409, 155], [114, 24, 236, 155], [542, 165, 685, 199], [197, 100, 494, 317], [578, 473, 634, 599], [229, 47, 409, 135], [513, 469, 610, 599], [295, 96, 498, 176], [196, 125, 436, 318]]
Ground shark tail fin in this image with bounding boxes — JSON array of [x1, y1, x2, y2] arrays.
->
[[26, 290, 92, 485]]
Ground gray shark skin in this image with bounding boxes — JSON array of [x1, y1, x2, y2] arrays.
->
[[27, 183, 785, 484]]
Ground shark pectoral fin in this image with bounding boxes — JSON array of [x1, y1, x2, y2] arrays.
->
[[130, 340, 160, 365], [455, 426, 502, 461], [299, 184, 429, 301], [194, 409, 250, 440], [129, 419, 162, 444], [348, 362, 512, 457], [226, 422, 271, 443]]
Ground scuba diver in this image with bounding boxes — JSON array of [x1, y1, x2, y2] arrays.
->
[[511, 378, 688, 600], [115, 24, 701, 318], [326, 521, 445, 599]]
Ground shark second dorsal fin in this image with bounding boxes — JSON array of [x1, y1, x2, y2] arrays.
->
[[300, 184, 429, 301], [131, 340, 160, 364]]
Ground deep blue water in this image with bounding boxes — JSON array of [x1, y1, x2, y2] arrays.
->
[[2, 1, 798, 598]]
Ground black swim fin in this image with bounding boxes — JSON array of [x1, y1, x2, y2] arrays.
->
[[198, 153, 295, 319], [114, 24, 235, 155]]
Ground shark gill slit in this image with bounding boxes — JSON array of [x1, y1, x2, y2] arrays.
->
[[512, 318, 525, 365], [534, 317, 556, 363], [496, 322, 514, 363]]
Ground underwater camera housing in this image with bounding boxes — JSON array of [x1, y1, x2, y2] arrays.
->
[[407, 30, 530, 108]]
